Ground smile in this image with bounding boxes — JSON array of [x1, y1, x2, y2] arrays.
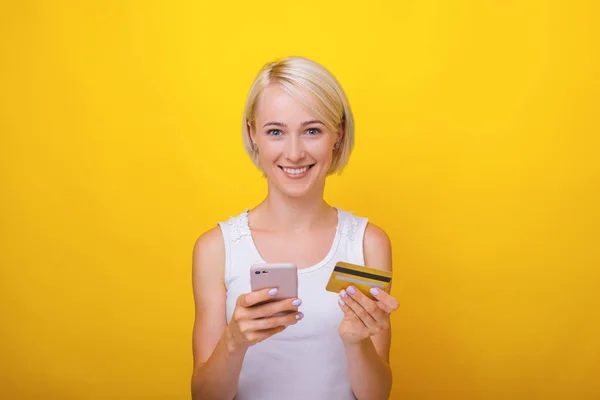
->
[[278, 164, 315, 176]]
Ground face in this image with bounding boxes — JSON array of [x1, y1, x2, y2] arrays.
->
[[250, 84, 340, 198]]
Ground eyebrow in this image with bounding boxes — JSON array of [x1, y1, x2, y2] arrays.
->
[[262, 120, 324, 128]]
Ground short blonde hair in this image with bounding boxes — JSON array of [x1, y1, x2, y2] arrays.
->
[[242, 56, 355, 175]]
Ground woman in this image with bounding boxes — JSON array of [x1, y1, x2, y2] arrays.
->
[[191, 56, 400, 400]]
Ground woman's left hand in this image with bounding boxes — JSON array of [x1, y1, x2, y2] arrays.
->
[[337, 286, 400, 345]]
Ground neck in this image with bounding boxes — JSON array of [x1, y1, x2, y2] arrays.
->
[[252, 182, 335, 233]]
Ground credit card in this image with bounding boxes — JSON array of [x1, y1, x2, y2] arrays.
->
[[325, 261, 392, 300]]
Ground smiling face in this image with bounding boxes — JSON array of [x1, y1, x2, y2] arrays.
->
[[249, 84, 341, 198]]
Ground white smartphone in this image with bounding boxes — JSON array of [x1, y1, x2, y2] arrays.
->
[[250, 263, 298, 316]]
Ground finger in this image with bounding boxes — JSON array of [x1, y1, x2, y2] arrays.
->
[[337, 297, 353, 317], [249, 297, 302, 319], [338, 298, 367, 326], [249, 325, 287, 344], [376, 301, 395, 314], [250, 311, 304, 331], [345, 286, 388, 322], [239, 287, 279, 308], [368, 287, 400, 312], [339, 288, 377, 328]]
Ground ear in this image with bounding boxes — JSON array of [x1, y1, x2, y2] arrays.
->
[[247, 120, 256, 142], [336, 117, 345, 143]]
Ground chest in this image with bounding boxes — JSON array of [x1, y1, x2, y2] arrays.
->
[[279, 273, 344, 339], [251, 227, 337, 270]]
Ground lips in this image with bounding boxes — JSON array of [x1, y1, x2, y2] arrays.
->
[[278, 164, 315, 176]]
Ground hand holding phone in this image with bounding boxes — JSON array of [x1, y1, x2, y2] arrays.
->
[[250, 263, 299, 315], [226, 263, 302, 351]]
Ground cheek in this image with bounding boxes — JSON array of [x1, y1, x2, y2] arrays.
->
[[308, 142, 333, 162], [258, 143, 280, 161]]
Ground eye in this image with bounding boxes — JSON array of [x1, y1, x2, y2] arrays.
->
[[306, 128, 321, 135], [267, 129, 282, 136]]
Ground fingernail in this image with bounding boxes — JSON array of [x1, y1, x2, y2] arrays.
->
[[338, 299, 345, 306], [340, 289, 348, 299], [268, 288, 278, 296], [370, 288, 380, 296], [296, 312, 304, 320], [292, 298, 302, 306], [347, 286, 356, 295]]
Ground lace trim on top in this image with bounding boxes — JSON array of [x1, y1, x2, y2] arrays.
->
[[227, 208, 359, 242], [338, 212, 359, 241], [228, 210, 252, 242]]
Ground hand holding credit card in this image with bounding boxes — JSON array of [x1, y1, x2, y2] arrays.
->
[[325, 261, 392, 300]]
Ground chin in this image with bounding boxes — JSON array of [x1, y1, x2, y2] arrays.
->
[[280, 184, 313, 198], [272, 178, 312, 198]]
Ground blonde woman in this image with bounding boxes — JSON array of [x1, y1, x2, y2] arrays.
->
[[191, 56, 400, 400]]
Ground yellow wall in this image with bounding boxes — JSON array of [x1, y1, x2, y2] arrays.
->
[[1, 1, 598, 399]]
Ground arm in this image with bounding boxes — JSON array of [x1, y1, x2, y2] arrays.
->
[[344, 222, 396, 400], [190, 227, 246, 400], [190, 227, 304, 399]]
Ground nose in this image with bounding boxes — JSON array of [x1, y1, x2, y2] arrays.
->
[[284, 135, 305, 162]]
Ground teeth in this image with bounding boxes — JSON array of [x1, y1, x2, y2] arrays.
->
[[283, 166, 309, 175]]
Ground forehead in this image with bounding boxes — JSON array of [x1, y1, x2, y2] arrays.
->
[[255, 84, 318, 123]]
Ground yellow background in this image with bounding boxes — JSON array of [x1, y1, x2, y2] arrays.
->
[[1, 1, 598, 399]]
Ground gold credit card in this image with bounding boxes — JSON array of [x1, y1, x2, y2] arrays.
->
[[326, 261, 392, 300]]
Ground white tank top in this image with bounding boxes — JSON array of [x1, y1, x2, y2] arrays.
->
[[217, 207, 368, 400]]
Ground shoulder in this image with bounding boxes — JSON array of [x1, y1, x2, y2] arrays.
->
[[364, 222, 391, 249], [192, 226, 226, 284], [362, 221, 392, 272], [193, 226, 224, 258]]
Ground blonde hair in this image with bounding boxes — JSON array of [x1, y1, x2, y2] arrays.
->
[[242, 56, 355, 175]]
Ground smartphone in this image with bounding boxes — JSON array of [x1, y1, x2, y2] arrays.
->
[[250, 263, 298, 316]]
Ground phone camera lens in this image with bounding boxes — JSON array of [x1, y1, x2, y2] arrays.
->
[[255, 271, 260, 274]]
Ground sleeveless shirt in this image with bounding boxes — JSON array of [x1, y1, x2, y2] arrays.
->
[[217, 207, 368, 400]]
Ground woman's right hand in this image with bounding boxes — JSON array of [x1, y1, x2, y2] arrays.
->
[[226, 288, 303, 351]]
